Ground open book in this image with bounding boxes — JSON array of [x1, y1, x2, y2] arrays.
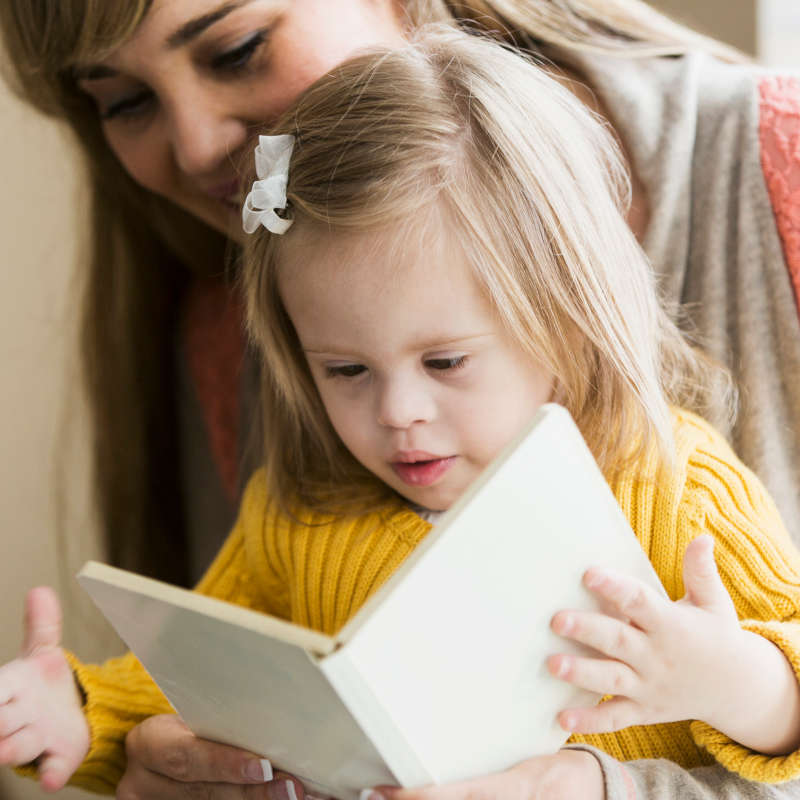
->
[[78, 403, 664, 800]]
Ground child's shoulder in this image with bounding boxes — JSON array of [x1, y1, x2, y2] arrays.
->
[[238, 468, 429, 544], [667, 407, 787, 537], [668, 406, 757, 489], [669, 406, 736, 457]]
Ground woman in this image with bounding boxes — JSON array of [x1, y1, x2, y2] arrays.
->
[[1, 1, 799, 798]]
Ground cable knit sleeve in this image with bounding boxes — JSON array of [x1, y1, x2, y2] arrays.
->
[[51, 471, 286, 793], [671, 415, 800, 782]]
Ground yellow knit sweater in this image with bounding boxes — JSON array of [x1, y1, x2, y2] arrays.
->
[[62, 409, 800, 793]]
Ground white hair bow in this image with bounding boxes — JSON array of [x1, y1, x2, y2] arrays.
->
[[242, 134, 295, 235]]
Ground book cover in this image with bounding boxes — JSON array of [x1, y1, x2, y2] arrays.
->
[[79, 403, 664, 799]]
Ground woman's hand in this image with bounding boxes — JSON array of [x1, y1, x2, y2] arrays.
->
[[546, 534, 800, 754], [363, 748, 604, 800], [0, 587, 89, 790], [120, 715, 312, 800]]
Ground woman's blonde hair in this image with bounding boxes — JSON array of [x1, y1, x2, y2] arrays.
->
[[243, 27, 730, 511], [0, 0, 740, 577], [404, 0, 745, 60], [0, 1, 226, 584]]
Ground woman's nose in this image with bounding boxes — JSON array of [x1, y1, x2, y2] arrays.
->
[[377, 379, 436, 430], [168, 93, 249, 177]]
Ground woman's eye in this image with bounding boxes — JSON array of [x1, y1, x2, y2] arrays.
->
[[325, 364, 367, 379], [211, 30, 267, 73], [100, 89, 155, 122], [425, 356, 468, 371]]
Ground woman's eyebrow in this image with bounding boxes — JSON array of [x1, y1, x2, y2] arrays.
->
[[165, 0, 254, 50], [73, 0, 260, 80]]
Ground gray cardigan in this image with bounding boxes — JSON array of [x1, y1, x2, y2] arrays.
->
[[580, 51, 800, 540]]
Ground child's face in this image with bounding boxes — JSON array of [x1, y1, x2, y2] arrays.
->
[[279, 224, 553, 510]]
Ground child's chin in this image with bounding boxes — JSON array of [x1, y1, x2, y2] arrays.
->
[[400, 486, 457, 514]]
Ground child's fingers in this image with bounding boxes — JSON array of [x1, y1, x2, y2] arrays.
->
[[38, 753, 81, 793], [0, 698, 31, 738], [0, 658, 32, 704], [582, 568, 664, 632], [0, 725, 45, 766], [557, 696, 642, 734], [547, 652, 638, 698], [681, 535, 735, 614], [22, 587, 62, 657], [550, 609, 647, 667]]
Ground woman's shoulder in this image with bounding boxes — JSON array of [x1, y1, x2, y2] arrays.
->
[[757, 71, 800, 306]]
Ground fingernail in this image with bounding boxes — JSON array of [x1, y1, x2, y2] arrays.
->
[[556, 613, 574, 634], [555, 655, 571, 678], [266, 780, 299, 800], [245, 758, 272, 782], [584, 569, 604, 589], [360, 791, 388, 800]]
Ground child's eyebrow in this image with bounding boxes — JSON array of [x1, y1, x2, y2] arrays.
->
[[303, 333, 496, 356]]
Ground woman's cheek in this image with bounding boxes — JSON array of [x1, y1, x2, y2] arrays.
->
[[105, 127, 171, 195]]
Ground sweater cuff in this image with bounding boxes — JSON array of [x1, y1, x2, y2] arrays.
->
[[64, 650, 176, 793], [564, 744, 638, 799], [691, 621, 800, 783]]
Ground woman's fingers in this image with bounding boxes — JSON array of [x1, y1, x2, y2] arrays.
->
[[122, 716, 315, 799], [117, 766, 307, 800], [368, 749, 604, 800], [125, 714, 272, 785]]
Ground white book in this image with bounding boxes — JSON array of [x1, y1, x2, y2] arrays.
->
[[78, 403, 664, 800]]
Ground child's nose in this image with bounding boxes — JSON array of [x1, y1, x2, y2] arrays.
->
[[376, 379, 435, 429]]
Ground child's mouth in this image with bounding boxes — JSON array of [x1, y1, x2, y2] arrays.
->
[[391, 456, 456, 487]]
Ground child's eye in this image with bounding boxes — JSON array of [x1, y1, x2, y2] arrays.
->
[[424, 356, 468, 371], [210, 30, 268, 73], [100, 89, 155, 122], [325, 364, 367, 379]]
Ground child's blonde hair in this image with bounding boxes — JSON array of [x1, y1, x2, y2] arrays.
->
[[242, 27, 730, 510]]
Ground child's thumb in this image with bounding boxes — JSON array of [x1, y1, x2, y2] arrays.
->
[[682, 535, 730, 611], [21, 586, 63, 656]]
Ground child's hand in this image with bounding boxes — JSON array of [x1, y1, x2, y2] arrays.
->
[[547, 535, 747, 735], [0, 587, 89, 791]]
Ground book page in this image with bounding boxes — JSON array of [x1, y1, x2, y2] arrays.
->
[[79, 563, 395, 800]]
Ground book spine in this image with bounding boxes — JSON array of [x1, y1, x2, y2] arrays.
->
[[320, 648, 432, 789]]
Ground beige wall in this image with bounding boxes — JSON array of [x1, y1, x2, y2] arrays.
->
[[648, 0, 800, 64], [648, 0, 758, 54], [0, 75, 123, 799]]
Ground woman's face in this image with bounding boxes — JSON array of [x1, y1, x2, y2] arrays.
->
[[75, 0, 407, 238]]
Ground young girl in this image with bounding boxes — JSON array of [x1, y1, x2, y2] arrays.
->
[[4, 27, 800, 799]]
